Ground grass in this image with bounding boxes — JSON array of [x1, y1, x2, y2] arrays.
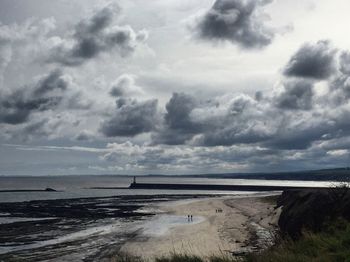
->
[[246, 219, 350, 262], [155, 254, 204, 262], [112, 252, 240, 262]]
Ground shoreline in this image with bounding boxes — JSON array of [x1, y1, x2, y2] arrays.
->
[[0, 193, 280, 261], [120, 194, 280, 260], [0, 194, 228, 261]]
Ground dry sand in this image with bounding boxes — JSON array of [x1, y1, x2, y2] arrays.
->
[[120, 195, 281, 260]]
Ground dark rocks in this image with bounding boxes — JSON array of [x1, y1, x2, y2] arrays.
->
[[277, 188, 350, 239], [45, 188, 56, 192], [0, 194, 209, 261]]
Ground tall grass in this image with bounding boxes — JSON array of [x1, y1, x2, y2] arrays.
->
[[112, 252, 240, 262], [246, 219, 350, 262]]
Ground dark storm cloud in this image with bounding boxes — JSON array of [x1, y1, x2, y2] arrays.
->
[[153, 93, 276, 146], [263, 107, 350, 150], [191, 0, 275, 49], [328, 51, 350, 102], [33, 69, 68, 95], [7, 116, 67, 142], [153, 93, 203, 145], [130, 41, 350, 153], [0, 93, 59, 124], [150, 80, 348, 151], [48, 4, 148, 66], [110, 84, 126, 97], [193, 95, 276, 146], [199, 127, 272, 146], [265, 124, 328, 150], [283, 40, 337, 79], [100, 98, 158, 137], [339, 51, 350, 75], [0, 69, 68, 124], [164, 93, 200, 132], [275, 80, 314, 110]]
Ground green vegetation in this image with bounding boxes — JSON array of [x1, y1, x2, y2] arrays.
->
[[112, 253, 239, 262], [155, 254, 205, 262], [246, 219, 350, 262]]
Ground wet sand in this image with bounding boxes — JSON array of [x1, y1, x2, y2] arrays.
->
[[0, 194, 211, 261], [120, 195, 281, 260]]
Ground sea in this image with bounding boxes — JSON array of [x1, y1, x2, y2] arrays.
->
[[0, 175, 332, 203], [0, 175, 333, 261]]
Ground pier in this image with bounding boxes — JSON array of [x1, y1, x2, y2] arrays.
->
[[128, 182, 325, 191]]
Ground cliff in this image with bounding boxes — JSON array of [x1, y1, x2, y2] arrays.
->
[[276, 188, 350, 239]]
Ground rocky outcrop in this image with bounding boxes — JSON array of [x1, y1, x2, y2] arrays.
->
[[276, 188, 350, 239]]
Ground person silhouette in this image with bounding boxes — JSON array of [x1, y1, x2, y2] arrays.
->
[[188, 214, 190, 222], [190, 215, 193, 222]]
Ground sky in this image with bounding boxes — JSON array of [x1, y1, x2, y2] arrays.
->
[[1, 0, 350, 176]]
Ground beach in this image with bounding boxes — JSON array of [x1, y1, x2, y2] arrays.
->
[[120, 195, 281, 260], [0, 194, 212, 261], [4, 193, 267, 262], [0, 176, 282, 262]]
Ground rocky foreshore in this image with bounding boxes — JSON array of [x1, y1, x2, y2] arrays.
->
[[0, 194, 212, 261]]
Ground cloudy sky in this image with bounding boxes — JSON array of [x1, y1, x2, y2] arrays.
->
[[1, 0, 350, 176]]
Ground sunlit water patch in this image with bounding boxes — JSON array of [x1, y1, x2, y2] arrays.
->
[[142, 214, 205, 236]]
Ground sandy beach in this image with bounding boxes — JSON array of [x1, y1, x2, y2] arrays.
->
[[120, 195, 281, 260]]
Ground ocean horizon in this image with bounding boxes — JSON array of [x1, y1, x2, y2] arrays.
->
[[0, 175, 332, 203]]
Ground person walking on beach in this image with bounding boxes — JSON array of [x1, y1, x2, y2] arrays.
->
[[190, 215, 193, 222], [188, 214, 190, 222]]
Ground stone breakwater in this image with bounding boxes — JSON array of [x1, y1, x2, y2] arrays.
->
[[129, 182, 326, 191]]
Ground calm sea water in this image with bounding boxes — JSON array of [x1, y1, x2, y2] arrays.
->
[[0, 175, 332, 203]]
